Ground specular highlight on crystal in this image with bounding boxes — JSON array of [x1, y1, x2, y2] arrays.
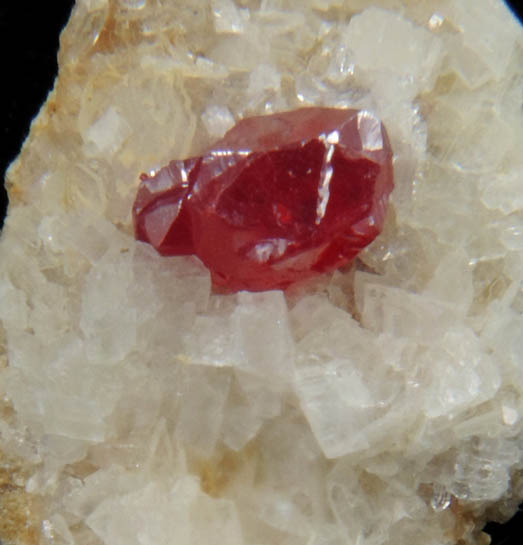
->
[[133, 108, 394, 291]]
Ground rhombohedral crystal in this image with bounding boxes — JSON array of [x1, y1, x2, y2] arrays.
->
[[133, 108, 394, 291]]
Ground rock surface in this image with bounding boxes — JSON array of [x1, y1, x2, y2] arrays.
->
[[0, 1, 522, 545]]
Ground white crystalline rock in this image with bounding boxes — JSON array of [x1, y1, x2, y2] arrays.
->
[[202, 104, 236, 138], [449, 437, 521, 502], [293, 297, 405, 457], [175, 366, 231, 456], [86, 477, 243, 545], [327, 460, 432, 545], [212, 0, 246, 34], [0, 1, 523, 545], [322, 27, 355, 85], [183, 290, 294, 384], [81, 259, 137, 363], [220, 389, 264, 451], [232, 291, 294, 381], [84, 106, 132, 155], [346, 7, 443, 93], [245, 63, 283, 111], [442, 0, 520, 81]]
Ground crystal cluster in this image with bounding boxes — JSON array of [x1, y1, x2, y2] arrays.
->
[[133, 107, 394, 291], [0, 1, 522, 545]]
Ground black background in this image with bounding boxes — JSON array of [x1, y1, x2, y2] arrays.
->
[[0, 2, 522, 544]]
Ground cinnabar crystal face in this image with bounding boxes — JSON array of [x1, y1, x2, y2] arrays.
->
[[133, 107, 394, 292]]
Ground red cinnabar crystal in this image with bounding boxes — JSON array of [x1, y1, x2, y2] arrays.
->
[[133, 107, 394, 292]]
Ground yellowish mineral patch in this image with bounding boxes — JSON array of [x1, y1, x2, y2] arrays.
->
[[193, 442, 259, 498], [0, 452, 41, 545]]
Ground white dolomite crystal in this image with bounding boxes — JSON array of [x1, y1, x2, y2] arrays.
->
[[0, 1, 522, 545]]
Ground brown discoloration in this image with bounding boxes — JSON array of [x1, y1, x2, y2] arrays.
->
[[193, 442, 259, 498], [0, 453, 41, 545], [481, 275, 511, 304], [472, 262, 511, 314], [417, 485, 492, 544], [91, 1, 143, 55], [64, 458, 99, 483], [432, 72, 459, 96], [3, 183, 26, 207], [450, 498, 479, 543], [359, 470, 387, 497], [47, 101, 58, 119], [90, 0, 117, 54], [0, 322, 8, 370]]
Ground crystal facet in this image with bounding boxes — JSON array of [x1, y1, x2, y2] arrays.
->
[[133, 108, 394, 291]]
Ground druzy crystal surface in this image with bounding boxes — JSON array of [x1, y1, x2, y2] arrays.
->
[[133, 108, 393, 291], [1, 2, 523, 545]]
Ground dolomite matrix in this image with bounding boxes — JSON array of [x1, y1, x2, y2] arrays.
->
[[1, 1, 522, 545], [133, 107, 394, 292]]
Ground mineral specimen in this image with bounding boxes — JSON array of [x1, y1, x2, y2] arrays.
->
[[133, 108, 394, 291], [0, 1, 522, 545]]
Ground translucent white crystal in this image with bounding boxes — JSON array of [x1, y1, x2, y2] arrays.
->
[[84, 106, 131, 155], [175, 367, 231, 456], [442, 0, 519, 80], [354, 272, 459, 344], [294, 300, 405, 457], [220, 392, 263, 450], [346, 7, 443, 92], [86, 478, 189, 544], [80, 259, 138, 363], [232, 291, 294, 381], [84, 475, 244, 545], [212, 0, 246, 34], [450, 437, 521, 501], [322, 27, 355, 84], [246, 63, 282, 109], [482, 171, 523, 214], [182, 291, 294, 388], [429, 483, 452, 512], [418, 329, 500, 418], [201, 104, 235, 138]]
